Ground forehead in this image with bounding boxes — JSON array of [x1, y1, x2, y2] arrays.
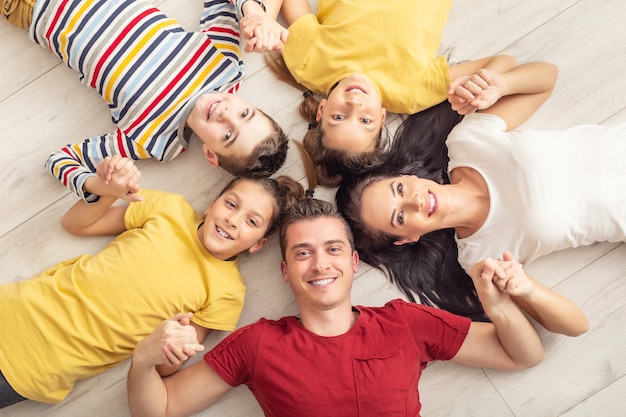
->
[[285, 217, 349, 248], [220, 181, 275, 214], [361, 179, 393, 228]]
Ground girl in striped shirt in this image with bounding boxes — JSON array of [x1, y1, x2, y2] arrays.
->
[[3, 0, 289, 202]]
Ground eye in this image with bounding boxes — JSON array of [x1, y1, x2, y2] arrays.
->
[[295, 250, 311, 258], [247, 217, 258, 227], [397, 211, 404, 226], [331, 114, 345, 121], [224, 130, 232, 140], [396, 182, 404, 196], [240, 108, 249, 118], [225, 200, 236, 209], [360, 118, 372, 124], [329, 246, 343, 254]]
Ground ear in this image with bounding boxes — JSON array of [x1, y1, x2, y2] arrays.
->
[[352, 250, 359, 273], [203, 144, 219, 168], [393, 236, 420, 246], [380, 107, 387, 128], [316, 99, 327, 121], [248, 238, 268, 254], [280, 260, 289, 283]]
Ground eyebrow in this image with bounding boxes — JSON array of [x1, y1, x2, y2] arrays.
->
[[226, 191, 265, 225], [225, 108, 257, 148], [390, 181, 397, 228], [289, 239, 347, 252]]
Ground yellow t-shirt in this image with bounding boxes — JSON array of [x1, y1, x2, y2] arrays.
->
[[0, 190, 246, 403], [282, 0, 452, 114]]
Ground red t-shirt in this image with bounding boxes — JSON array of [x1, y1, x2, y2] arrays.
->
[[205, 299, 470, 417]]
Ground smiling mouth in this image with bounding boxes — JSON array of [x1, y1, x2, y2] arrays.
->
[[428, 192, 437, 216], [309, 278, 335, 287], [345, 85, 367, 94], [216, 225, 233, 240], [207, 101, 221, 120]]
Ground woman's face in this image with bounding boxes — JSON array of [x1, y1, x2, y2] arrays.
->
[[361, 175, 445, 245], [316, 73, 386, 155]]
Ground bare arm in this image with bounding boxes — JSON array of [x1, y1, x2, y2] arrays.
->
[[128, 328, 232, 417], [449, 60, 558, 129], [156, 321, 212, 377], [510, 276, 589, 337], [452, 256, 545, 370]]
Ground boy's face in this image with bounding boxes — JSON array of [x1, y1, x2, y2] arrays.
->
[[198, 180, 274, 260], [187, 93, 273, 167], [316, 73, 386, 155]]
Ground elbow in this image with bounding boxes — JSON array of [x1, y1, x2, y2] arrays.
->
[[563, 319, 590, 338], [61, 214, 85, 236], [514, 347, 546, 371]]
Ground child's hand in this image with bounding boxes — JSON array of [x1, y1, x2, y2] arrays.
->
[[448, 69, 504, 114], [240, 15, 288, 53], [133, 313, 205, 367], [95, 156, 142, 201]]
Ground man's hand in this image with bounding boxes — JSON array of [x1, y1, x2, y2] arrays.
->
[[133, 313, 205, 368]]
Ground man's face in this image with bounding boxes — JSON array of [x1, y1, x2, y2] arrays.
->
[[280, 217, 359, 312]]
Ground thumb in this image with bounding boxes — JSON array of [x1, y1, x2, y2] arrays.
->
[[502, 250, 513, 262]]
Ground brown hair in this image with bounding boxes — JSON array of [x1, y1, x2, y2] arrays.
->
[[216, 110, 289, 178], [278, 198, 355, 260], [218, 175, 305, 238]]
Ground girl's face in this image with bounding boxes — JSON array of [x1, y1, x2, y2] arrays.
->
[[360, 175, 445, 245], [317, 74, 386, 155], [198, 180, 275, 260], [187, 93, 273, 167]]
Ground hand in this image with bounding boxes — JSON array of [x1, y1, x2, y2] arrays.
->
[[95, 156, 142, 201], [240, 15, 289, 53], [448, 69, 504, 114], [133, 313, 205, 367], [470, 251, 535, 313]]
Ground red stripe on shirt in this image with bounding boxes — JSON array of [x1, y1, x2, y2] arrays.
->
[[125, 41, 212, 132], [45, 0, 72, 51], [90, 8, 158, 89]]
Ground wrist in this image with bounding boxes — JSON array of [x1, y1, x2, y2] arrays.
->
[[240, 0, 265, 16]]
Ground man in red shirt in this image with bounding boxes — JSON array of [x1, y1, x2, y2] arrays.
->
[[128, 199, 545, 417]]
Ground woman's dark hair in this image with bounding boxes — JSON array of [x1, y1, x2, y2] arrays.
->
[[337, 103, 488, 321]]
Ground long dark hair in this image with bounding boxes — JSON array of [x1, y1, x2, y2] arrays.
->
[[337, 103, 489, 321]]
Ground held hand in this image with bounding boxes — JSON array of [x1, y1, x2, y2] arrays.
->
[[492, 251, 535, 298], [448, 69, 504, 114], [95, 157, 143, 201], [133, 313, 205, 367], [240, 15, 288, 53]]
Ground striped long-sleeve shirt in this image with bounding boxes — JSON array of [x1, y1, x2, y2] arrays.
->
[[37, 0, 250, 201]]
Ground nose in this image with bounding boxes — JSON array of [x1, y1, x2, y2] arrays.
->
[[311, 253, 330, 273], [346, 95, 363, 106], [218, 104, 235, 123], [225, 211, 243, 228]]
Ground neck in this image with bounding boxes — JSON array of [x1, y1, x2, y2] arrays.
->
[[448, 167, 490, 238], [298, 304, 357, 337]]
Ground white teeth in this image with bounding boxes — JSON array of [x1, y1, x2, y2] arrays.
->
[[347, 88, 365, 94], [216, 226, 232, 240], [208, 102, 219, 118], [428, 193, 435, 215], [310, 278, 334, 287]]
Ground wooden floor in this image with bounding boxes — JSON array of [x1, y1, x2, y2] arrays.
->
[[1, 0, 625, 415]]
